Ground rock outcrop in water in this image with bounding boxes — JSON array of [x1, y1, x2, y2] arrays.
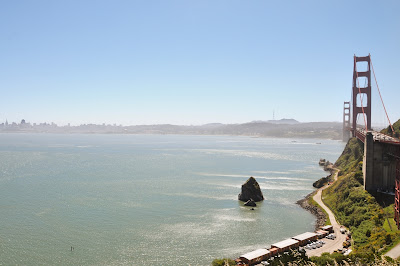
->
[[244, 199, 257, 207], [238, 177, 264, 202], [319, 158, 334, 172]]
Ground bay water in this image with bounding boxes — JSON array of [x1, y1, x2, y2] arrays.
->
[[0, 134, 344, 265]]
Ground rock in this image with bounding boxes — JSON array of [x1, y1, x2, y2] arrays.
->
[[244, 199, 257, 207], [313, 174, 332, 188], [319, 158, 334, 173], [297, 195, 327, 231], [238, 177, 264, 202], [324, 162, 334, 172]]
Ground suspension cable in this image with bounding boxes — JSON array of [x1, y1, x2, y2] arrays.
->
[[370, 54, 395, 133], [354, 55, 368, 130]]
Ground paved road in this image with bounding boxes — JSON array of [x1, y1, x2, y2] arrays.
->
[[304, 169, 400, 258], [385, 244, 400, 259], [357, 128, 400, 143], [306, 171, 348, 257]]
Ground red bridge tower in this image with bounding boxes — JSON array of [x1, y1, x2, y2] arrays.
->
[[352, 55, 371, 135]]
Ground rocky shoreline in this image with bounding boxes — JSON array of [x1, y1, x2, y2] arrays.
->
[[296, 159, 335, 231], [296, 192, 327, 231]]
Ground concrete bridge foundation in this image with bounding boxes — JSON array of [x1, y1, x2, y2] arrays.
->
[[363, 132, 397, 192]]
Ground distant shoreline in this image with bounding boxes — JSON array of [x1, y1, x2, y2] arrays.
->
[[0, 121, 343, 140], [0, 131, 342, 140]]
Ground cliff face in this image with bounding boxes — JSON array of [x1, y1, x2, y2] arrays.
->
[[238, 177, 264, 202]]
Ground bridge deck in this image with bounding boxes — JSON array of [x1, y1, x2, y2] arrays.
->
[[355, 128, 400, 145]]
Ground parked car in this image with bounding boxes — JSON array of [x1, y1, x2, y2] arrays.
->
[[343, 241, 351, 248], [326, 234, 333, 239], [327, 233, 336, 239]]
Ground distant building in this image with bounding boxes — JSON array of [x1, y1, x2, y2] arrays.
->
[[292, 232, 318, 246], [321, 225, 334, 233], [315, 230, 329, 238], [271, 238, 299, 252], [237, 249, 270, 265], [21, 119, 26, 124]]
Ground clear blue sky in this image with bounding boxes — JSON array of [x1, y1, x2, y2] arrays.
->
[[1, 1, 399, 126]]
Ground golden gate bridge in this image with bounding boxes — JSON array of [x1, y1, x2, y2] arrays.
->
[[342, 54, 400, 229]]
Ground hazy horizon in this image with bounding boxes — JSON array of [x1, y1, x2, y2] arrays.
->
[[1, 118, 342, 127]]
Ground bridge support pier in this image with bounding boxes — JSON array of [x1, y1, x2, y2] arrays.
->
[[363, 133, 375, 191], [363, 132, 397, 192], [395, 159, 400, 228]]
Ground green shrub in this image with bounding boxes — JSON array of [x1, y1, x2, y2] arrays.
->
[[381, 119, 400, 137], [323, 137, 400, 255], [211, 258, 236, 266], [386, 234, 392, 245]]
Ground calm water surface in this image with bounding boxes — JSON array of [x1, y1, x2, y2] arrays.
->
[[0, 134, 344, 265]]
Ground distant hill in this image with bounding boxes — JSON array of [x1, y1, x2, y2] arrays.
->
[[250, 119, 300, 125], [0, 120, 342, 139], [267, 119, 300, 124], [201, 123, 225, 128]]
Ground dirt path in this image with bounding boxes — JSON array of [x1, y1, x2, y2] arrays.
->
[[306, 171, 348, 256]]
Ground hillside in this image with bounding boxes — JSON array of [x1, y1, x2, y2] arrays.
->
[[323, 137, 400, 257], [212, 137, 400, 265], [381, 119, 400, 137]]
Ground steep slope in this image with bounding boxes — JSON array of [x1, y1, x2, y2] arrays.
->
[[381, 119, 400, 137], [323, 138, 399, 255]]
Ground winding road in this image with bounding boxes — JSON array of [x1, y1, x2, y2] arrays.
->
[[305, 170, 400, 258], [306, 171, 348, 256]]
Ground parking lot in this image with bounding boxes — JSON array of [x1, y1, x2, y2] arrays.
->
[[305, 171, 350, 256], [305, 232, 348, 257]]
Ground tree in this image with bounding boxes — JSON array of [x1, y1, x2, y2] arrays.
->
[[385, 234, 392, 245]]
